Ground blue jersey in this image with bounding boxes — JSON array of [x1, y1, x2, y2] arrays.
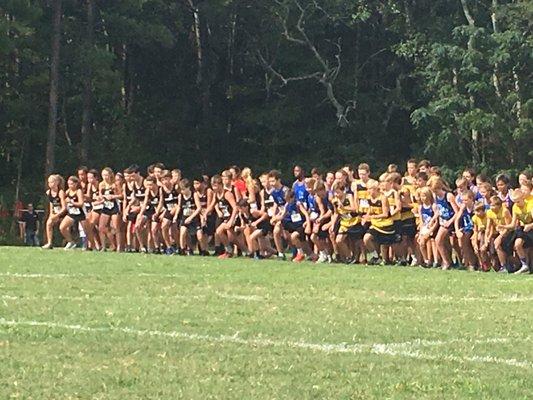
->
[[456, 191, 482, 206], [436, 192, 455, 225], [271, 186, 289, 206], [293, 180, 309, 204], [421, 204, 434, 227], [458, 206, 474, 233], [283, 201, 304, 225], [307, 194, 317, 213]]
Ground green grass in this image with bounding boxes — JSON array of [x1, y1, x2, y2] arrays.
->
[[0, 247, 532, 399]]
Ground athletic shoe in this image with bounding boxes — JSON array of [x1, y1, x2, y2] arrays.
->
[[514, 265, 530, 275], [41, 243, 53, 250], [218, 252, 231, 259], [497, 267, 507, 273], [64, 242, 77, 250], [276, 252, 286, 261], [316, 253, 328, 264], [368, 257, 380, 265], [292, 253, 305, 263]]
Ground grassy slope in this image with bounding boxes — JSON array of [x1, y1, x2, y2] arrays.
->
[[0, 247, 532, 399]]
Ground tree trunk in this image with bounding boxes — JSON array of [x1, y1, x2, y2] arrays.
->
[[490, 0, 502, 98], [45, 0, 62, 177], [80, 0, 95, 164], [459, 0, 481, 165]]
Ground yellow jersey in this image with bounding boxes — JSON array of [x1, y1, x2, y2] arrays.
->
[[512, 198, 533, 226], [333, 196, 360, 229], [472, 214, 487, 231], [354, 180, 369, 215], [487, 207, 508, 226], [368, 196, 393, 230]]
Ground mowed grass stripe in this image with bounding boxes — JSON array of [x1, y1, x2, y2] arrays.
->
[[1, 247, 532, 399], [1, 318, 532, 370]]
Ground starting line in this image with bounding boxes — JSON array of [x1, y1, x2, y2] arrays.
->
[[0, 318, 531, 369]]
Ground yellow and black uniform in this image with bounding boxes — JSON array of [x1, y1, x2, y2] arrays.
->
[[368, 196, 395, 245], [399, 186, 417, 238], [512, 198, 533, 248], [486, 207, 508, 236], [385, 189, 402, 243], [472, 213, 487, 233], [333, 196, 363, 238], [487, 206, 513, 253]]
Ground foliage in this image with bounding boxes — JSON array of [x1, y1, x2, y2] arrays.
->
[[0, 0, 531, 203]]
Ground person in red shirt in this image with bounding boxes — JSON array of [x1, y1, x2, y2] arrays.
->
[[229, 165, 247, 200]]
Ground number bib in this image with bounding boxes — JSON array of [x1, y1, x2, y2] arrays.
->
[[290, 213, 302, 223]]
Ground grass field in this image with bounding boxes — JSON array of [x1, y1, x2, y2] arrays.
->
[[0, 247, 532, 399]]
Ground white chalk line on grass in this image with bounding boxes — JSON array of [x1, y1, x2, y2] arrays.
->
[[0, 317, 531, 369], [2, 291, 533, 304], [1, 292, 262, 303]]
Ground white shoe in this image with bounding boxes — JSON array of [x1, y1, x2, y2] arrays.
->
[[316, 253, 328, 263], [514, 265, 530, 275], [64, 242, 77, 250], [41, 243, 53, 250]]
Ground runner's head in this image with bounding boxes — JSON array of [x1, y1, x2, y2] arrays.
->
[[357, 163, 370, 182], [267, 170, 282, 189], [221, 170, 233, 187], [489, 195, 502, 212], [101, 167, 114, 184], [419, 187, 433, 204], [406, 159, 417, 177], [211, 175, 223, 191], [77, 166, 88, 183], [67, 176, 80, 190], [473, 202, 485, 217]]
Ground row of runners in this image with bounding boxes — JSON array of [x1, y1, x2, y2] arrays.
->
[[42, 161, 533, 273]]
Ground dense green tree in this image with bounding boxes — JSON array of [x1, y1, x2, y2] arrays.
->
[[0, 0, 530, 208]]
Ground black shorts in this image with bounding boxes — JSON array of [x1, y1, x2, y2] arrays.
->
[[317, 220, 331, 239], [515, 227, 533, 248], [143, 209, 156, 219], [368, 226, 396, 246], [180, 216, 200, 233], [67, 212, 86, 222], [102, 205, 119, 216], [127, 212, 138, 223], [203, 214, 216, 236], [162, 210, 174, 221], [338, 223, 365, 240], [392, 221, 403, 243], [282, 220, 304, 236], [501, 231, 516, 254], [256, 220, 272, 236], [401, 218, 417, 238]]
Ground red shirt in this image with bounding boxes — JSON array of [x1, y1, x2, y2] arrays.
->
[[233, 179, 247, 195]]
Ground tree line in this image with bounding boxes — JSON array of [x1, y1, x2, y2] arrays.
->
[[0, 0, 531, 205]]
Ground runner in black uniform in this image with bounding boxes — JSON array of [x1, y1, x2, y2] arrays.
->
[[98, 167, 121, 251], [85, 169, 102, 250], [194, 177, 214, 254], [176, 179, 202, 255], [60, 176, 87, 250], [159, 171, 179, 254], [213, 174, 238, 258], [42, 174, 65, 249], [236, 199, 270, 259], [114, 172, 125, 251], [136, 176, 163, 252]]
